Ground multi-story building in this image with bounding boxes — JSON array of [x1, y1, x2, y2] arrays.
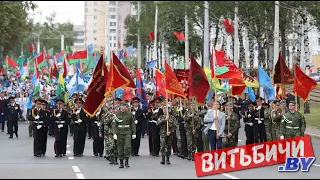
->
[[84, 1, 137, 59], [73, 25, 85, 50]]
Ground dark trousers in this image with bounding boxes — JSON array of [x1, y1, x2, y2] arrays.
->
[[253, 123, 267, 143], [180, 128, 188, 157], [131, 130, 141, 155], [54, 128, 68, 155], [141, 122, 146, 137], [0, 114, 5, 132], [69, 124, 74, 136], [92, 126, 103, 155], [8, 120, 18, 137], [87, 123, 92, 138], [245, 125, 254, 145], [48, 121, 54, 136], [196, 128, 204, 152], [172, 130, 178, 153], [41, 128, 48, 155], [33, 127, 47, 155], [73, 129, 87, 155], [153, 126, 160, 155], [208, 129, 222, 150], [148, 123, 155, 154]]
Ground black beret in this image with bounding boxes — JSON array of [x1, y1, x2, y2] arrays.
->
[[132, 97, 140, 103], [74, 98, 84, 104]]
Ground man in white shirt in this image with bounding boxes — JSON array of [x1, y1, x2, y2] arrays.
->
[[203, 101, 225, 150]]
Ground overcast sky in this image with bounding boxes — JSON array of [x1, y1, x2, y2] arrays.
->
[[29, 1, 85, 25]]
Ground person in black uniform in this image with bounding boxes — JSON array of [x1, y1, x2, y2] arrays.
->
[[71, 98, 88, 157], [92, 111, 104, 157], [28, 99, 48, 157], [40, 100, 50, 156], [147, 99, 156, 155], [131, 97, 146, 156], [6, 96, 21, 138], [48, 96, 56, 137], [53, 99, 70, 157], [196, 104, 207, 153], [253, 97, 267, 143], [243, 102, 255, 145]]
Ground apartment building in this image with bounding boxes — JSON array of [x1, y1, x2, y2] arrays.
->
[[73, 25, 86, 50]]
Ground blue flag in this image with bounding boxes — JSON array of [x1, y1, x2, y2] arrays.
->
[[127, 45, 134, 56], [19, 62, 24, 77], [146, 60, 157, 69], [258, 65, 271, 87], [114, 88, 124, 99], [264, 81, 275, 101], [245, 87, 256, 102], [88, 44, 94, 53]]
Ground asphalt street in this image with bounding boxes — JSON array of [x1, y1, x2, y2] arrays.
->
[[0, 122, 319, 179]]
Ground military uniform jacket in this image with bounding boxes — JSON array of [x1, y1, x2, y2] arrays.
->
[[253, 106, 265, 125], [224, 111, 240, 136], [52, 109, 70, 130], [183, 110, 201, 131], [131, 107, 146, 131], [171, 107, 185, 131], [28, 108, 48, 129], [99, 111, 114, 136], [157, 114, 175, 134], [280, 111, 306, 138], [112, 111, 136, 136], [71, 108, 88, 131], [6, 103, 21, 122]]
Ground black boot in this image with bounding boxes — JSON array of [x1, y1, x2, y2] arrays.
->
[[109, 156, 114, 165], [166, 156, 171, 165], [119, 159, 124, 168], [125, 157, 130, 167], [114, 157, 119, 165], [187, 153, 191, 161], [191, 153, 195, 161], [160, 156, 165, 165]]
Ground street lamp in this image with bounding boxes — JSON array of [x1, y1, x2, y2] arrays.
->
[[32, 33, 41, 54], [48, 26, 64, 51]]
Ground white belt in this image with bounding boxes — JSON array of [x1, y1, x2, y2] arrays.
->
[[55, 121, 65, 123], [74, 121, 81, 124], [118, 125, 130, 128], [254, 118, 264, 120], [245, 122, 253, 126], [33, 121, 43, 123], [286, 126, 299, 129], [94, 121, 100, 124], [149, 120, 157, 123]]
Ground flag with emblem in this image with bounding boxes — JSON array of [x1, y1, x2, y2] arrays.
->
[[164, 61, 185, 98], [293, 64, 318, 101]]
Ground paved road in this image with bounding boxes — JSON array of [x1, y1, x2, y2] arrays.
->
[[0, 122, 319, 179]]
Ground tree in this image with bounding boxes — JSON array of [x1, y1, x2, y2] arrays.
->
[[0, 1, 37, 63]]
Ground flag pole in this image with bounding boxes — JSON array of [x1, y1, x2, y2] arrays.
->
[[294, 56, 298, 111], [166, 91, 169, 134], [212, 49, 219, 138]]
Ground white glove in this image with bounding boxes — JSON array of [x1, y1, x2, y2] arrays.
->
[[247, 122, 253, 126], [96, 111, 100, 116], [35, 115, 40, 120], [153, 109, 159, 114], [76, 110, 81, 114], [132, 135, 136, 139], [1, 113, 4, 115], [56, 113, 61, 117], [132, 111, 136, 116], [248, 114, 251, 118], [280, 136, 284, 140], [78, 119, 82, 123], [256, 106, 261, 110], [97, 122, 100, 126], [258, 120, 262, 124], [37, 125, 42, 129], [58, 124, 63, 128], [134, 120, 138, 124], [178, 107, 183, 111], [113, 134, 117, 140]]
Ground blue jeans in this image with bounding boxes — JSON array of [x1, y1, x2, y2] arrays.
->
[[208, 129, 222, 150]]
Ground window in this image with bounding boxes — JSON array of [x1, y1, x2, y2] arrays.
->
[[110, 29, 116, 33], [94, 16, 97, 19], [110, 15, 116, 19], [110, 22, 116, 26], [110, 36, 112, 40], [114, 43, 116, 47], [109, 8, 116, 12], [93, 23, 97, 26], [110, 43, 112, 47], [76, 32, 84, 36], [75, 39, 84, 44], [114, 36, 116, 40], [110, 1, 116, 5], [94, 8, 97, 12], [94, 2, 97, 5], [93, 30, 97, 33], [94, 37, 97, 41], [85, 8, 88, 12], [318, 38, 320, 46]]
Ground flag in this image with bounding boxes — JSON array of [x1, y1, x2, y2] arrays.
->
[[67, 46, 72, 54], [155, 68, 166, 97], [146, 60, 157, 69], [188, 54, 209, 104], [222, 19, 234, 36], [149, 32, 155, 41], [245, 87, 256, 102], [114, 88, 124, 99], [215, 50, 225, 67], [127, 45, 134, 56], [122, 88, 135, 101], [112, 53, 136, 88], [66, 50, 87, 60], [83, 55, 109, 117], [264, 81, 276, 101], [258, 65, 271, 86], [56, 73, 68, 103], [88, 44, 94, 53], [216, 57, 242, 79], [203, 66, 227, 93], [164, 61, 185, 98], [232, 86, 246, 95], [293, 64, 318, 101], [105, 59, 130, 97], [243, 72, 259, 88], [63, 57, 68, 78], [6, 56, 17, 69], [273, 52, 294, 84], [19, 61, 24, 77], [136, 69, 148, 105]]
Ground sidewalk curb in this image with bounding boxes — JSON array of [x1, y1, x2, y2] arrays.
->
[[306, 132, 320, 140]]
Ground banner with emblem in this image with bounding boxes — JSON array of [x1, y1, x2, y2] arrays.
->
[[174, 69, 189, 98], [164, 61, 186, 99]]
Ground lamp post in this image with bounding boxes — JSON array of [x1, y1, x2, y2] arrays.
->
[[48, 26, 64, 51]]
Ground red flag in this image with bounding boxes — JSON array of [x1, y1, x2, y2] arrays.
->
[[215, 50, 225, 67], [83, 55, 109, 117], [49, 67, 53, 79], [216, 57, 242, 79], [149, 32, 155, 41], [188, 54, 209, 104], [63, 58, 68, 78], [52, 62, 58, 78], [229, 78, 245, 86], [274, 52, 294, 84], [6, 56, 17, 69], [36, 50, 46, 65], [112, 53, 136, 88], [164, 61, 185, 98], [155, 68, 166, 97], [66, 50, 87, 60], [231, 86, 246, 95], [174, 69, 189, 98], [179, 32, 185, 41], [29, 44, 35, 52], [122, 88, 135, 101], [293, 64, 317, 101], [222, 19, 234, 36], [124, 51, 127, 58], [105, 59, 130, 97]]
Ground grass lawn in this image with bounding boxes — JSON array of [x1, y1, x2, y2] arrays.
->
[[301, 103, 320, 129]]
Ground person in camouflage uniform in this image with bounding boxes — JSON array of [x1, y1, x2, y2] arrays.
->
[[222, 102, 240, 148], [280, 101, 306, 139], [112, 101, 136, 169], [264, 101, 273, 141], [280, 100, 288, 113], [171, 100, 184, 158], [183, 101, 201, 161], [158, 105, 176, 165], [265, 101, 283, 141], [99, 103, 119, 165]]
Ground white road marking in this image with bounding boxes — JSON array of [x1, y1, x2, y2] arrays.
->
[[68, 157, 74, 160], [67, 145, 70, 148], [76, 173, 85, 179], [67, 151, 71, 154], [306, 132, 320, 138], [222, 173, 240, 179], [313, 164, 320, 167], [72, 166, 81, 173], [238, 139, 243, 142]]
